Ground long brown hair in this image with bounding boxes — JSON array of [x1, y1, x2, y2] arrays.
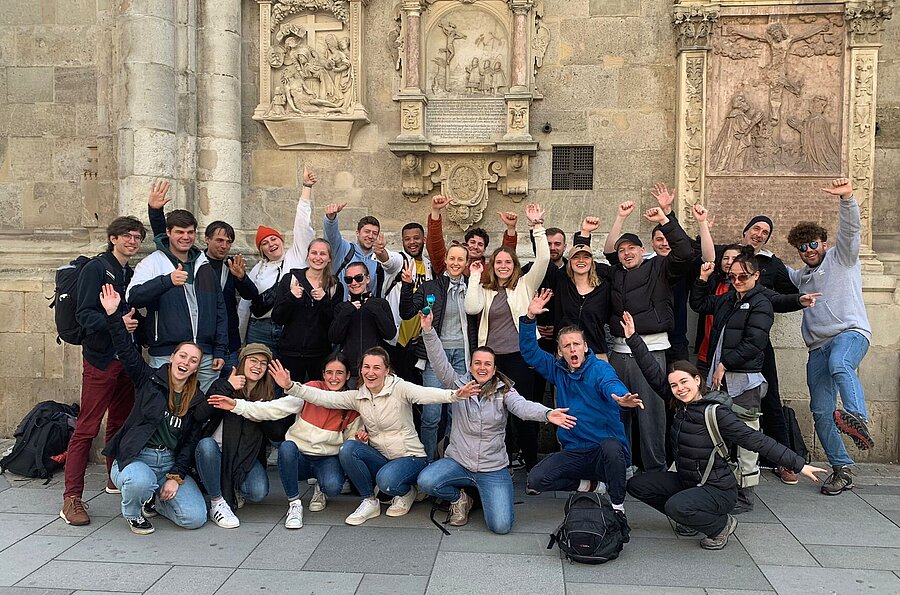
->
[[236, 353, 276, 402], [667, 360, 709, 407], [307, 238, 337, 295], [483, 247, 522, 291], [167, 341, 203, 417]]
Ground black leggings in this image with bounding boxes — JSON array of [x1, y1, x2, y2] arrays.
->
[[495, 351, 538, 470]]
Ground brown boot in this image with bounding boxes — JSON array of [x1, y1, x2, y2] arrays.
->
[[60, 496, 90, 526]]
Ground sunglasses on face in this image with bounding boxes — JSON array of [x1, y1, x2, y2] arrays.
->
[[727, 272, 755, 283], [344, 273, 367, 284], [798, 241, 820, 253]]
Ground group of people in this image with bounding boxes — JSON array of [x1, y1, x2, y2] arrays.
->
[[57, 168, 873, 551]]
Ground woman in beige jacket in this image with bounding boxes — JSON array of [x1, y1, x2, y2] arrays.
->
[[267, 347, 479, 526], [464, 203, 550, 473]]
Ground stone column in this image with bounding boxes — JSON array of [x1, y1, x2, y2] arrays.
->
[[196, 0, 242, 229], [508, 0, 532, 92], [116, 1, 179, 218], [398, 0, 427, 140], [846, 0, 893, 274], [671, 5, 719, 224]]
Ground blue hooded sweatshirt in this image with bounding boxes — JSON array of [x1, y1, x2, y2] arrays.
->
[[519, 316, 630, 453]]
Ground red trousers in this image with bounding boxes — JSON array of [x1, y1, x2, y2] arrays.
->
[[63, 358, 135, 498]]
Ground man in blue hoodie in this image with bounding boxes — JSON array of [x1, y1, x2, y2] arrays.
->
[[127, 208, 227, 392], [786, 177, 874, 496], [520, 289, 642, 516]]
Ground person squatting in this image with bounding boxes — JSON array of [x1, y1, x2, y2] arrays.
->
[[60, 170, 872, 552]]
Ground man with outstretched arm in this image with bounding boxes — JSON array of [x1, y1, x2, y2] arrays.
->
[[785, 177, 874, 496]]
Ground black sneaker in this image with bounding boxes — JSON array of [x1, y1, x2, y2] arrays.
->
[[731, 487, 755, 515], [142, 495, 158, 518], [821, 465, 854, 496], [128, 516, 155, 535], [834, 410, 875, 450], [509, 453, 526, 471], [673, 523, 699, 537]]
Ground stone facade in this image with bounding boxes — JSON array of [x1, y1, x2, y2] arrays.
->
[[0, 1, 897, 461]]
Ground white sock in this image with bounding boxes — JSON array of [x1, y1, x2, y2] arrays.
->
[[577, 480, 591, 492], [612, 503, 625, 513], [210, 496, 224, 504]]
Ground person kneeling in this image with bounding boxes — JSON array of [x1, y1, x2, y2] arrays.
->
[[621, 312, 826, 549], [99, 284, 209, 534], [416, 311, 575, 533], [519, 289, 641, 534]]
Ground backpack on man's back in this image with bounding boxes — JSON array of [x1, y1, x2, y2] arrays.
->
[[548, 492, 630, 564], [0, 401, 80, 482], [50, 255, 102, 345]]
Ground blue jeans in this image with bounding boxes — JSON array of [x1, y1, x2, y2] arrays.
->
[[338, 440, 426, 498], [220, 350, 240, 378], [417, 457, 515, 534], [808, 330, 870, 467], [194, 437, 269, 502], [278, 441, 345, 500], [110, 448, 207, 529], [421, 348, 466, 462], [149, 353, 218, 394], [246, 317, 282, 358]]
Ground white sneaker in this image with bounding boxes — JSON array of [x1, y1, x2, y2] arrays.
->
[[340, 479, 352, 495], [210, 499, 240, 529], [309, 484, 327, 512], [594, 481, 607, 495], [386, 487, 417, 517], [307, 477, 318, 485], [235, 492, 245, 510], [345, 498, 380, 526], [284, 500, 303, 529]]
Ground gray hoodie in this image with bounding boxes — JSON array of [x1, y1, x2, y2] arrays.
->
[[786, 199, 871, 351]]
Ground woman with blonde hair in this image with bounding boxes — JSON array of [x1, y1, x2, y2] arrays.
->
[[99, 284, 209, 534], [465, 203, 549, 473]]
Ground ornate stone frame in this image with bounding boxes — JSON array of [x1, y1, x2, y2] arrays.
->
[[388, 0, 548, 229], [253, 0, 370, 150]]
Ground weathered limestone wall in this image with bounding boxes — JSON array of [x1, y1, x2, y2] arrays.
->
[[0, 1, 897, 461]]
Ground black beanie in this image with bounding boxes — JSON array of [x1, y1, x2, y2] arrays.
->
[[742, 216, 774, 242]]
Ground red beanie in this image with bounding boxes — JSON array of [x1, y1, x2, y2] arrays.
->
[[255, 225, 283, 249]]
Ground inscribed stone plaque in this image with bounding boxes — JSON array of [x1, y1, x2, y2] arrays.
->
[[426, 98, 507, 142]]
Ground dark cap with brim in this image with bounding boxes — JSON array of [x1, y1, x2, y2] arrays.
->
[[614, 233, 643, 251]]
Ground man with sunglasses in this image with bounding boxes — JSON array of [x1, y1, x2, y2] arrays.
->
[[786, 178, 874, 496], [61, 214, 147, 527], [329, 262, 397, 376]]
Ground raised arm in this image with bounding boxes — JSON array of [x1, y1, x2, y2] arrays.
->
[[604, 201, 635, 254], [147, 179, 171, 238], [463, 260, 486, 315], [518, 207, 550, 296], [283, 166, 317, 273], [621, 312, 672, 403], [689, 264, 718, 314], [692, 203, 716, 263], [426, 195, 449, 275], [100, 285, 152, 386], [324, 203, 352, 275], [824, 178, 861, 267]]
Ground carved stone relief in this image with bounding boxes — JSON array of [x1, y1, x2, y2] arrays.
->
[[708, 15, 845, 175], [389, 0, 543, 228], [253, 0, 369, 150]]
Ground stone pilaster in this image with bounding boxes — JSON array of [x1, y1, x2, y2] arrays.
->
[[672, 4, 719, 225], [846, 0, 894, 273], [115, 2, 179, 219], [197, 0, 242, 228], [397, 0, 428, 142]]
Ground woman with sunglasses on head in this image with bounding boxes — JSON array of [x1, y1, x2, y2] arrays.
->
[[207, 352, 361, 529], [192, 344, 288, 529], [98, 284, 209, 534], [267, 348, 480, 526], [690, 246, 815, 514], [272, 237, 343, 383], [465, 203, 549, 474], [238, 167, 318, 355], [329, 262, 397, 379]]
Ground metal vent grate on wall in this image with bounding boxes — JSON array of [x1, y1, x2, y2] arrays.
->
[[551, 145, 594, 190]]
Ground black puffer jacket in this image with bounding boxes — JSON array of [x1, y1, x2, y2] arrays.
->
[[625, 333, 805, 491], [329, 296, 396, 369], [544, 262, 612, 354], [689, 282, 774, 373], [272, 268, 342, 358], [606, 218, 693, 337], [102, 313, 208, 480], [399, 275, 479, 361]]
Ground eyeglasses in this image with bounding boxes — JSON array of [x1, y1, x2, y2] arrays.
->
[[798, 241, 820, 253], [119, 233, 144, 242], [245, 356, 269, 367], [344, 274, 367, 284], [727, 272, 755, 283]]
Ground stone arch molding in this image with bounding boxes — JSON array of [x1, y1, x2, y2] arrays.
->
[[253, 0, 370, 149], [389, 0, 547, 230]]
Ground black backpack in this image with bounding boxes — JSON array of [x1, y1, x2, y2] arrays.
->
[[783, 404, 810, 463], [50, 255, 97, 345], [548, 492, 629, 564], [0, 401, 80, 482]]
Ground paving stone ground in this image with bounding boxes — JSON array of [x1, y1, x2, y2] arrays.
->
[[1, 438, 899, 594]]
